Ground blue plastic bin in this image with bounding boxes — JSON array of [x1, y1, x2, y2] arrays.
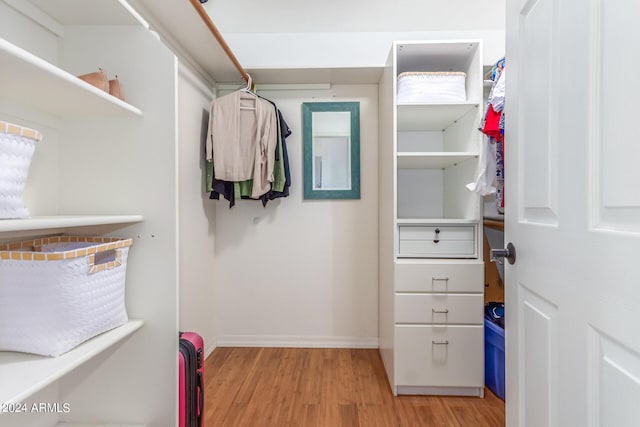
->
[[484, 315, 505, 400]]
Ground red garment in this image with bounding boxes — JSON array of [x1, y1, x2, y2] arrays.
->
[[482, 104, 503, 142]]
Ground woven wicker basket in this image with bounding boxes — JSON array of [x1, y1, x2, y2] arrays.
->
[[0, 236, 133, 356], [397, 71, 467, 103], [0, 121, 41, 219]]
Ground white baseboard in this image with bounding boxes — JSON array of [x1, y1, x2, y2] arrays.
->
[[216, 335, 379, 349], [396, 386, 485, 397], [204, 337, 217, 358]]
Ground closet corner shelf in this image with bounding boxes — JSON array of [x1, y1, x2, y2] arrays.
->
[[0, 39, 142, 118], [397, 102, 479, 131], [0, 215, 144, 233], [397, 152, 478, 169], [0, 320, 144, 405]]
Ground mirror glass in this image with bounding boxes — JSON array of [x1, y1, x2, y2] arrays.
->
[[303, 102, 360, 199]]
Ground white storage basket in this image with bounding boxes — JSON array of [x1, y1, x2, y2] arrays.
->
[[397, 71, 467, 103], [0, 121, 42, 219], [0, 236, 133, 356]]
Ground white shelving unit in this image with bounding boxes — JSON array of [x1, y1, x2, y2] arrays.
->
[[378, 40, 485, 397], [0, 0, 182, 425], [0, 320, 144, 405]]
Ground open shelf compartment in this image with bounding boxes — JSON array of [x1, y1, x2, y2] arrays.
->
[[0, 38, 142, 118], [0, 320, 144, 405]]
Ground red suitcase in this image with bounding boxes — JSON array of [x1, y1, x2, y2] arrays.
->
[[179, 331, 204, 427]]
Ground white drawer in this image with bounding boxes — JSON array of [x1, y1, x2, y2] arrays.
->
[[398, 225, 476, 258], [395, 325, 484, 387], [395, 294, 484, 324], [395, 262, 483, 293]]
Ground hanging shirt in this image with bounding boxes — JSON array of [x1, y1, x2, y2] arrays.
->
[[206, 90, 277, 198], [490, 67, 506, 113], [466, 135, 497, 196]]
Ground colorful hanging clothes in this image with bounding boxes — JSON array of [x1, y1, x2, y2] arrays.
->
[[206, 90, 278, 199], [467, 58, 506, 213], [207, 99, 292, 208], [495, 111, 505, 212]]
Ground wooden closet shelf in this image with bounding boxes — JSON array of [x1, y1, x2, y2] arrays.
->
[[483, 218, 504, 230]]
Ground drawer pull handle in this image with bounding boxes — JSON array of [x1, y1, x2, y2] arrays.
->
[[433, 228, 440, 243], [432, 340, 449, 345], [431, 277, 449, 288], [432, 309, 449, 314]]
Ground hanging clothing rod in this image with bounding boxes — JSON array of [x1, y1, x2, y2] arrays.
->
[[188, 0, 250, 84]]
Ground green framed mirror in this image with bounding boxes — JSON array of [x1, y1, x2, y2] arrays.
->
[[302, 102, 360, 199]]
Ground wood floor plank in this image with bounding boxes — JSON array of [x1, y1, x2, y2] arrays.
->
[[203, 347, 505, 427]]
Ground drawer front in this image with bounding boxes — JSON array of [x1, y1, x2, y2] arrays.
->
[[395, 294, 484, 324], [398, 225, 476, 258], [395, 262, 484, 293], [395, 325, 484, 387]]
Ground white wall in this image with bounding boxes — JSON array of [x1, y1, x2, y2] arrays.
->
[[225, 31, 505, 71], [213, 84, 379, 347], [177, 63, 218, 354]]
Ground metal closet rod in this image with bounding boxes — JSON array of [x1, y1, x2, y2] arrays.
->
[[188, 0, 250, 84]]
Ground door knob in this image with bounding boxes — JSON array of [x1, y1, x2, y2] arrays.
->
[[491, 242, 516, 265]]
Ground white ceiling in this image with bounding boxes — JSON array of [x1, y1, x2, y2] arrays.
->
[[203, 0, 506, 34], [128, 0, 505, 84]]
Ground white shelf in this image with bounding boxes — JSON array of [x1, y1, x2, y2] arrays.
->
[[0, 215, 144, 233], [56, 424, 146, 427], [0, 38, 142, 118], [397, 152, 478, 169], [397, 102, 479, 131], [0, 320, 144, 405], [397, 218, 480, 225]]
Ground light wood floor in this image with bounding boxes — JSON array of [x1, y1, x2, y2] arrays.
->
[[203, 347, 505, 427]]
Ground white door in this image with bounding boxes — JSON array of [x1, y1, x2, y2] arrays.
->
[[505, 0, 640, 426]]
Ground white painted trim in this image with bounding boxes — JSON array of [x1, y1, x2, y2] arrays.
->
[[205, 337, 217, 359], [216, 83, 332, 91], [118, 0, 150, 29], [216, 335, 379, 349], [396, 385, 485, 397]]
